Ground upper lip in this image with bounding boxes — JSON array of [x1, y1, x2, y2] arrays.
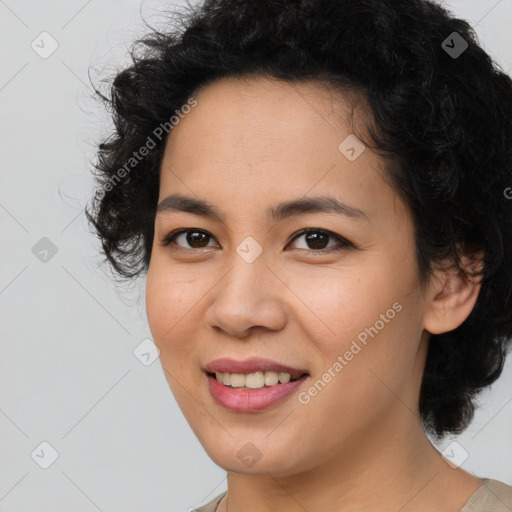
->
[[204, 357, 309, 380]]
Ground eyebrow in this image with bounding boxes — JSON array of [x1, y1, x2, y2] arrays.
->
[[155, 193, 369, 223]]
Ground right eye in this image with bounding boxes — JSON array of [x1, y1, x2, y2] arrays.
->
[[161, 229, 218, 250]]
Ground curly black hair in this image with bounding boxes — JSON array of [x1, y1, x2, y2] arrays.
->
[[85, 0, 512, 439]]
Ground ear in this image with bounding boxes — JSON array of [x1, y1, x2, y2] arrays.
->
[[423, 253, 484, 335]]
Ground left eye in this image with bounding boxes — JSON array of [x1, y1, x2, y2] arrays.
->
[[161, 228, 351, 252], [288, 228, 351, 252]]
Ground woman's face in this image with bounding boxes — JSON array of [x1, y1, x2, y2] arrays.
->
[[145, 76, 434, 476]]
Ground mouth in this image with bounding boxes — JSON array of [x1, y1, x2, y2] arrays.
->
[[203, 357, 310, 411], [203, 358, 311, 412]]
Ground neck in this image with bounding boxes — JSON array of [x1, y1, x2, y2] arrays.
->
[[218, 411, 482, 512]]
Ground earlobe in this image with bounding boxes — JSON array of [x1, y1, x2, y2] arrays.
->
[[423, 255, 483, 335]]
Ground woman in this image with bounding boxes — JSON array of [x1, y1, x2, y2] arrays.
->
[[86, 0, 512, 510]]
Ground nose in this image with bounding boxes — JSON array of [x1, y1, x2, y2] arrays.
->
[[204, 250, 288, 338]]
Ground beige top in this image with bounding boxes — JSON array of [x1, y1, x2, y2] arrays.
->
[[195, 478, 512, 512]]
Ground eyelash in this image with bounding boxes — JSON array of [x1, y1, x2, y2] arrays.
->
[[160, 228, 352, 254]]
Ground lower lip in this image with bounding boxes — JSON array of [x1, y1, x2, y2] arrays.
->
[[206, 373, 309, 412]]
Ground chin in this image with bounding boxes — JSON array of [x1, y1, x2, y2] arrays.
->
[[199, 436, 306, 477]]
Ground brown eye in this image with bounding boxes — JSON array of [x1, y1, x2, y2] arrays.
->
[[287, 228, 351, 252], [162, 229, 217, 249]]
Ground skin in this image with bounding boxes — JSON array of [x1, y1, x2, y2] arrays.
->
[[145, 76, 484, 512]]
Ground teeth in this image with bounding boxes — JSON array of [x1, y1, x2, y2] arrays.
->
[[214, 371, 297, 389], [264, 371, 279, 386]]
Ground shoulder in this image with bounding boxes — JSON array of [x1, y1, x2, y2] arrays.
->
[[461, 478, 512, 512], [192, 482, 512, 512], [194, 491, 227, 512]]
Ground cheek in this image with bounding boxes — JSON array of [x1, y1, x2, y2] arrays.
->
[[288, 264, 419, 388], [145, 262, 191, 353], [145, 270, 196, 404], [145, 273, 176, 337], [287, 265, 401, 346], [145, 254, 199, 329], [145, 260, 211, 373]]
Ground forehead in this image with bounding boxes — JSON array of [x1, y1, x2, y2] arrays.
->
[[158, 76, 408, 228], [168, 75, 363, 148]]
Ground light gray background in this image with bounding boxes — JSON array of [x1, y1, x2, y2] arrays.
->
[[1, 1, 511, 511]]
